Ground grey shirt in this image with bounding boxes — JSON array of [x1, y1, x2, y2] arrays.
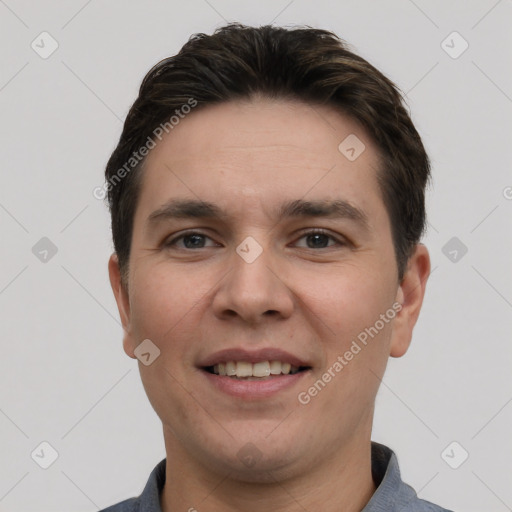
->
[[100, 442, 453, 511]]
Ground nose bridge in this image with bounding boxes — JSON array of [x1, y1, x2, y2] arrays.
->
[[212, 235, 293, 323]]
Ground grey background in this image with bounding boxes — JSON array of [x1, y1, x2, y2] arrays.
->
[[1, 0, 511, 510]]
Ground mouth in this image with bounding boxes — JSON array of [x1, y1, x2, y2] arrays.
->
[[203, 360, 310, 380], [198, 348, 312, 398]]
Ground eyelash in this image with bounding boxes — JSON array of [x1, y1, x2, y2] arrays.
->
[[163, 229, 346, 250]]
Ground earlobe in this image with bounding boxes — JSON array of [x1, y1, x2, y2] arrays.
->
[[122, 335, 136, 359], [108, 253, 136, 359], [389, 244, 431, 358]]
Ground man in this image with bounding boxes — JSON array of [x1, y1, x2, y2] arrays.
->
[[101, 23, 451, 512]]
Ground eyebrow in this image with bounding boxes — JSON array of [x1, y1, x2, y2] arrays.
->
[[146, 198, 370, 231]]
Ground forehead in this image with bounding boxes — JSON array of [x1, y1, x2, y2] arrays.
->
[[134, 98, 386, 228]]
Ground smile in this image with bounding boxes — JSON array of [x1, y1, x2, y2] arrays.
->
[[206, 360, 307, 378], [199, 347, 312, 398]]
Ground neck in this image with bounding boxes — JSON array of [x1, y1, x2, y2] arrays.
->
[[160, 431, 376, 512]]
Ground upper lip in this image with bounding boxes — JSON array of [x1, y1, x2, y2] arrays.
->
[[198, 348, 311, 368]]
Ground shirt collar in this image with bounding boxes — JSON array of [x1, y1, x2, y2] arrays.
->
[[362, 442, 419, 511]]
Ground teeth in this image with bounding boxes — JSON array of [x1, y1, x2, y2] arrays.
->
[[269, 360, 282, 375], [236, 361, 252, 378], [226, 361, 237, 376], [253, 361, 270, 377], [211, 360, 302, 378]]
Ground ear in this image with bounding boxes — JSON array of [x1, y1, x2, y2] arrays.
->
[[389, 244, 431, 358], [108, 253, 136, 359]]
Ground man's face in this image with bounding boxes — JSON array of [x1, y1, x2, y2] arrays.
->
[[109, 98, 428, 480]]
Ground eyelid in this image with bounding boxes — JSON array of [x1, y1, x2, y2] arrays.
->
[[293, 228, 347, 247], [163, 229, 220, 248]]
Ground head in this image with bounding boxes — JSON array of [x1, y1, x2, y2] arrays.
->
[[106, 24, 431, 482], [105, 23, 430, 289]]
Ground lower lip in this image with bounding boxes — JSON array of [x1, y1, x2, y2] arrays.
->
[[201, 369, 309, 399]]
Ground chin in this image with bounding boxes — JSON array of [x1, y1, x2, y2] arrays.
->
[[200, 439, 304, 482]]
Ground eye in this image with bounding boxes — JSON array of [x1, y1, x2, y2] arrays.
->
[[294, 229, 345, 249], [163, 229, 346, 251], [164, 231, 220, 249]]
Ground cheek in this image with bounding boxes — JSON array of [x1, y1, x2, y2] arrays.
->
[[303, 263, 397, 409], [128, 264, 203, 346], [306, 265, 395, 345], [128, 266, 208, 418], [303, 271, 395, 426]]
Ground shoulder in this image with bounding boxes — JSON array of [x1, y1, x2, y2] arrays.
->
[[98, 458, 167, 512], [99, 497, 140, 512], [407, 497, 454, 511], [368, 442, 454, 512]]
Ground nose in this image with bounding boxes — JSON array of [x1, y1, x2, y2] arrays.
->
[[211, 240, 294, 325]]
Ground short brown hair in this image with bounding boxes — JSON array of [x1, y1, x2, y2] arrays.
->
[[104, 23, 430, 285]]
